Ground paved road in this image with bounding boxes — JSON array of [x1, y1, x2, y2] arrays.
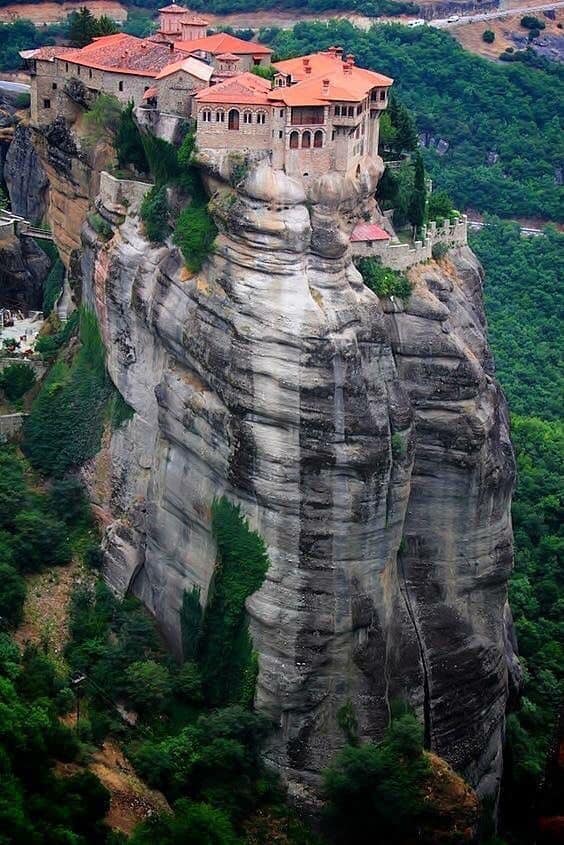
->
[[430, 0, 564, 28], [0, 80, 30, 94], [468, 220, 545, 236]]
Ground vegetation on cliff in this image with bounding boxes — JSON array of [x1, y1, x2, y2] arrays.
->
[[263, 22, 564, 221]]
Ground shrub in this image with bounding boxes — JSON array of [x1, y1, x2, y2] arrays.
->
[[198, 499, 270, 707], [130, 799, 239, 845], [528, 28, 540, 40], [356, 258, 412, 300], [250, 64, 275, 80], [124, 660, 172, 713], [11, 509, 71, 573], [0, 562, 26, 627], [427, 189, 455, 223], [482, 29, 495, 43], [88, 212, 113, 241], [84, 93, 122, 146], [15, 92, 30, 109], [173, 204, 217, 273], [0, 363, 36, 401], [48, 478, 90, 525], [323, 712, 429, 844], [24, 308, 113, 476], [520, 15, 545, 29], [432, 241, 449, 260], [115, 101, 149, 174], [140, 185, 169, 243]]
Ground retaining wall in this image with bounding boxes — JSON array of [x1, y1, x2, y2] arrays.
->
[[0, 357, 47, 379], [99, 171, 153, 216]]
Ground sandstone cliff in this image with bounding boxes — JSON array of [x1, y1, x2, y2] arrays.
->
[[0, 234, 50, 309], [69, 150, 517, 804]]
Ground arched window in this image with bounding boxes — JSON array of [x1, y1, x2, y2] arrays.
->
[[202, 109, 211, 123], [243, 111, 252, 124], [301, 131, 311, 149], [313, 130, 323, 148], [216, 110, 225, 123], [289, 131, 299, 149], [256, 111, 266, 125], [228, 109, 240, 130]]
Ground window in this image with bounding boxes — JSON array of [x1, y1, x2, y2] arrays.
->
[[77, 66, 80, 76], [216, 110, 225, 123], [52, 82, 57, 90], [348, 106, 354, 117], [243, 111, 252, 124], [356, 104, 362, 115], [65, 62, 69, 72], [334, 105, 341, 116], [380, 89, 386, 101], [202, 109, 211, 122], [289, 131, 299, 149], [314, 130, 323, 148], [278, 130, 283, 138], [279, 109, 284, 117], [89, 69, 93, 79], [228, 109, 239, 130], [256, 111, 266, 125], [118, 81, 124, 92], [253, 57, 260, 66], [290, 106, 324, 126], [43, 98, 51, 109], [301, 131, 311, 149], [331, 130, 335, 141]]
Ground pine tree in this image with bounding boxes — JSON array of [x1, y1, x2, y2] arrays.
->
[[67, 8, 98, 47], [408, 152, 426, 232]]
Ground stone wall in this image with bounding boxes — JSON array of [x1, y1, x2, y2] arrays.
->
[[0, 412, 26, 442], [99, 171, 152, 216], [0, 357, 46, 378], [351, 215, 468, 271]]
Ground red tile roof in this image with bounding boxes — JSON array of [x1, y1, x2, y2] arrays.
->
[[350, 223, 391, 242], [195, 71, 271, 105], [61, 33, 191, 77], [176, 32, 272, 56], [159, 3, 188, 12], [143, 86, 158, 99], [272, 51, 393, 106]]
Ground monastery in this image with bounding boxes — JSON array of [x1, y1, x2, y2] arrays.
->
[[23, 4, 393, 180]]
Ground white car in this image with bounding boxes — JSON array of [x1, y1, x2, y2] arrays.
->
[[447, 15, 460, 22]]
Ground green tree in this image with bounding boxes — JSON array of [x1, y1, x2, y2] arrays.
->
[[173, 204, 217, 273], [11, 510, 71, 573], [67, 7, 98, 47], [482, 29, 495, 43], [0, 363, 36, 402], [0, 562, 26, 628], [140, 185, 170, 243], [408, 151, 426, 231], [115, 101, 149, 174], [130, 799, 239, 845], [124, 659, 172, 712], [323, 712, 429, 844]]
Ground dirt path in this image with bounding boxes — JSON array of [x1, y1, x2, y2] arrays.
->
[[13, 558, 87, 665], [0, 1, 127, 24]]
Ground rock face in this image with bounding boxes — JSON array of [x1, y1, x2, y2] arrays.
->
[[4, 124, 49, 223], [0, 234, 50, 309], [75, 153, 515, 803]]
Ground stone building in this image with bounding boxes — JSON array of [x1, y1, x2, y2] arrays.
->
[[175, 31, 272, 72], [194, 47, 393, 180]]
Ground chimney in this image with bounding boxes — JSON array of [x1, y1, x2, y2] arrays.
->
[[305, 65, 312, 75], [335, 46, 344, 57], [328, 45, 338, 57], [322, 78, 330, 94], [343, 61, 352, 75], [346, 54, 355, 66]]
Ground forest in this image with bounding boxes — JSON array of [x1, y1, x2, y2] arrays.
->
[[469, 220, 563, 841], [262, 22, 564, 221]]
